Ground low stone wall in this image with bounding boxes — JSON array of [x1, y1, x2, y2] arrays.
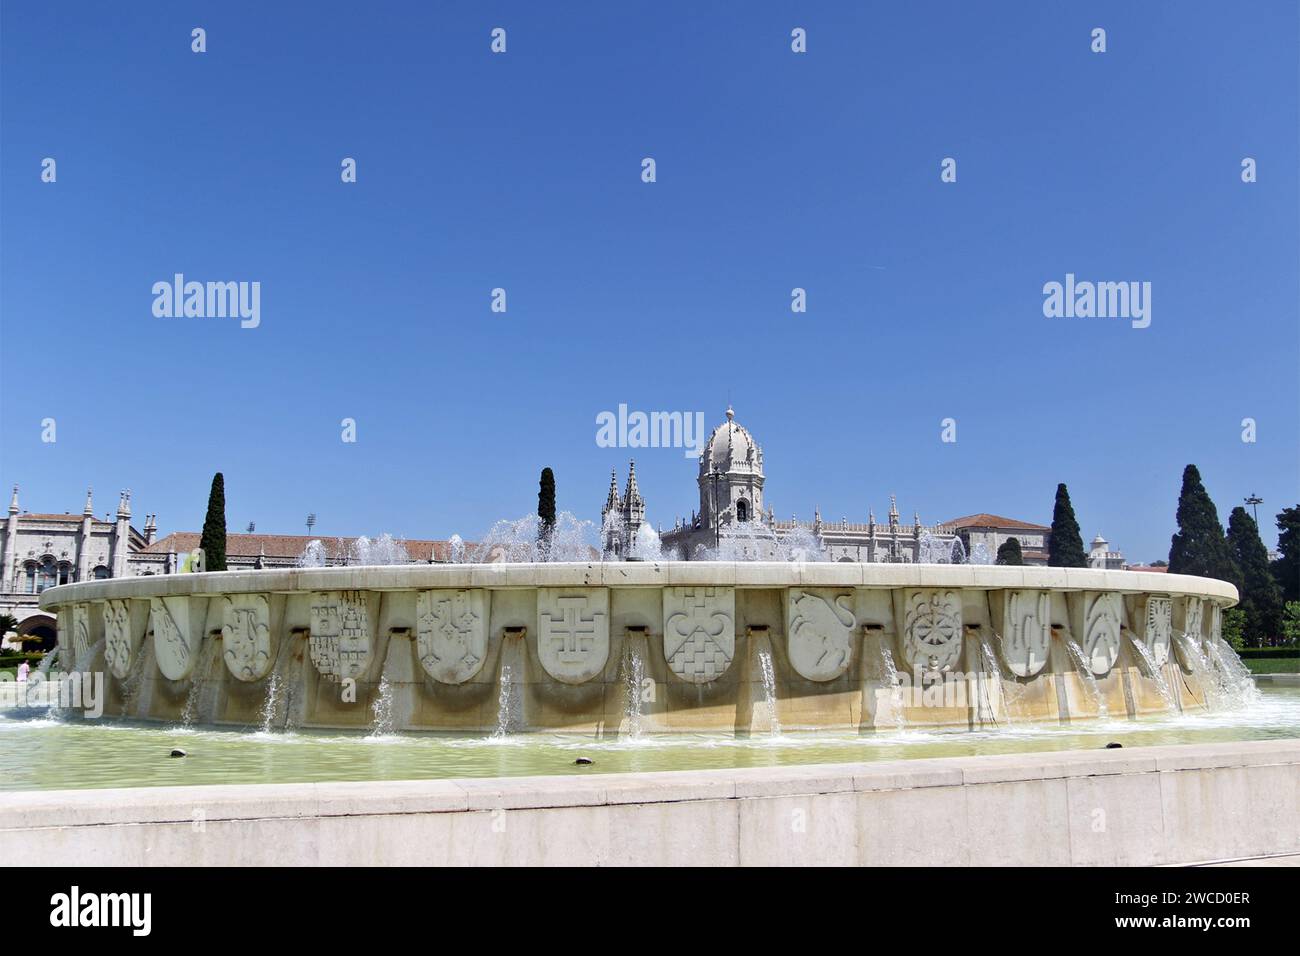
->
[[4, 740, 1296, 866], [37, 563, 1240, 732]]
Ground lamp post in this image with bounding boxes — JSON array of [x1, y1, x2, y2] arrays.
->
[[1245, 494, 1263, 526]]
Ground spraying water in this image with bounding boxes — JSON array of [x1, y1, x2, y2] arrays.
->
[[621, 641, 647, 737], [878, 646, 907, 731], [178, 640, 220, 729], [469, 511, 600, 564], [982, 632, 1026, 723], [758, 649, 781, 735], [1125, 632, 1176, 711], [298, 539, 328, 568], [1064, 638, 1107, 718], [1203, 637, 1262, 709], [369, 676, 395, 737], [259, 672, 282, 733], [690, 525, 829, 562]]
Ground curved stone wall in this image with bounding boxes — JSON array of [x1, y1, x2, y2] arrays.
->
[[38, 563, 1239, 733]]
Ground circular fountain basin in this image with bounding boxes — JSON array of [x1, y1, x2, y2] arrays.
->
[[37, 563, 1240, 733]]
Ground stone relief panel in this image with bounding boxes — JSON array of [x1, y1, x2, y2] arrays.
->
[[663, 586, 736, 683], [1079, 592, 1122, 676], [151, 597, 202, 681], [901, 589, 962, 673], [1144, 596, 1173, 667], [1001, 590, 1052, 677], [787, 589, 856, 682], [222, 594, 273, 682], [1173, 596, 1204, 670], [416, 589, 489, 684], [103, 599, 140, 680], [537, 588, 609, 684], [72, 603, 91, 663], [309, 591, 374, 682]]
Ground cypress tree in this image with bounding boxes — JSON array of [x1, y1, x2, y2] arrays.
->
[[1272, 505, 1300, 604], [199, 472, 227, 572], [537, 468, 556, 555], [1167, 465, 1236, 581], [1048, 483, 1087, 567], [996, 537, 1024, 566], [1226, 506, 1283, 647]]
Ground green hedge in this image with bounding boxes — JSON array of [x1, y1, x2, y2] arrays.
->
[[0, 652, 46, 668]]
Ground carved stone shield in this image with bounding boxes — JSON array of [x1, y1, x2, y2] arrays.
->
[[1144, 596, 1173, 666], [787, 589, 856, 681], [222, 594, 273, 682], [537, 588, 609, 684], [310, 591, 373, 682], [999, 590, 1052, 677], [416, 589, 489, 684], [1079, 591, 1122, 676], [151, 596, 203, 681], [902, 589, 962, 673], [103, 599, 140, 680], [663, 586, 735, 683]]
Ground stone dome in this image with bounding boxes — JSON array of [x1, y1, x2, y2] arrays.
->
[[702, 406, 763, 474]]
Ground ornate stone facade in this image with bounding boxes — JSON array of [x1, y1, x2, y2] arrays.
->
[[654, 408, 964, 562]]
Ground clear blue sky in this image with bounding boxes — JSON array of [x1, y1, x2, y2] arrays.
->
[[1, 1, 1296, 563]]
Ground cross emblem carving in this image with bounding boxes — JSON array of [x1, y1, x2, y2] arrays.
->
[[549, 596, 598, 662]]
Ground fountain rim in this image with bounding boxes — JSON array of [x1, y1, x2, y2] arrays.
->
[[38, 561, 1238, 609]]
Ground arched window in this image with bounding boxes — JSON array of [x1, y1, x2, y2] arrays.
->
[[93, 565, 110, 580], [57, 562, 72, 586], [23, 562, 37, 593], [36, 558, 57, 592], [736, 499, 749, 523]]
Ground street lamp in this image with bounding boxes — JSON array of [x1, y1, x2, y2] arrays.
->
[[1245, 494, 1263, 526]]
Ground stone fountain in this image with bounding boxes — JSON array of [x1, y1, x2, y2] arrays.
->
[[39, 562, 1243, 734]]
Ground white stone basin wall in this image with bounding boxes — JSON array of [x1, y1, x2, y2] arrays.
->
[[38, 563, 1239, 733]]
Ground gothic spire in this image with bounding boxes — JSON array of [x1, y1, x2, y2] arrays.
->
[[8, 485, 18, 515], [623, 459, 643, 508], [84, 487, 94, 515], [603, 468, 621, 514]]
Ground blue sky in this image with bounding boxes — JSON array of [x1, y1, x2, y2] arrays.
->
[[1, 1, 1296, 562]]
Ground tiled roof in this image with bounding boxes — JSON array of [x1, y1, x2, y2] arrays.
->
[[944, 513, 1051, 532], [144, 532, 469, 562], [1126, 564, 1169, 573], [19, 513, 108, 524]]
